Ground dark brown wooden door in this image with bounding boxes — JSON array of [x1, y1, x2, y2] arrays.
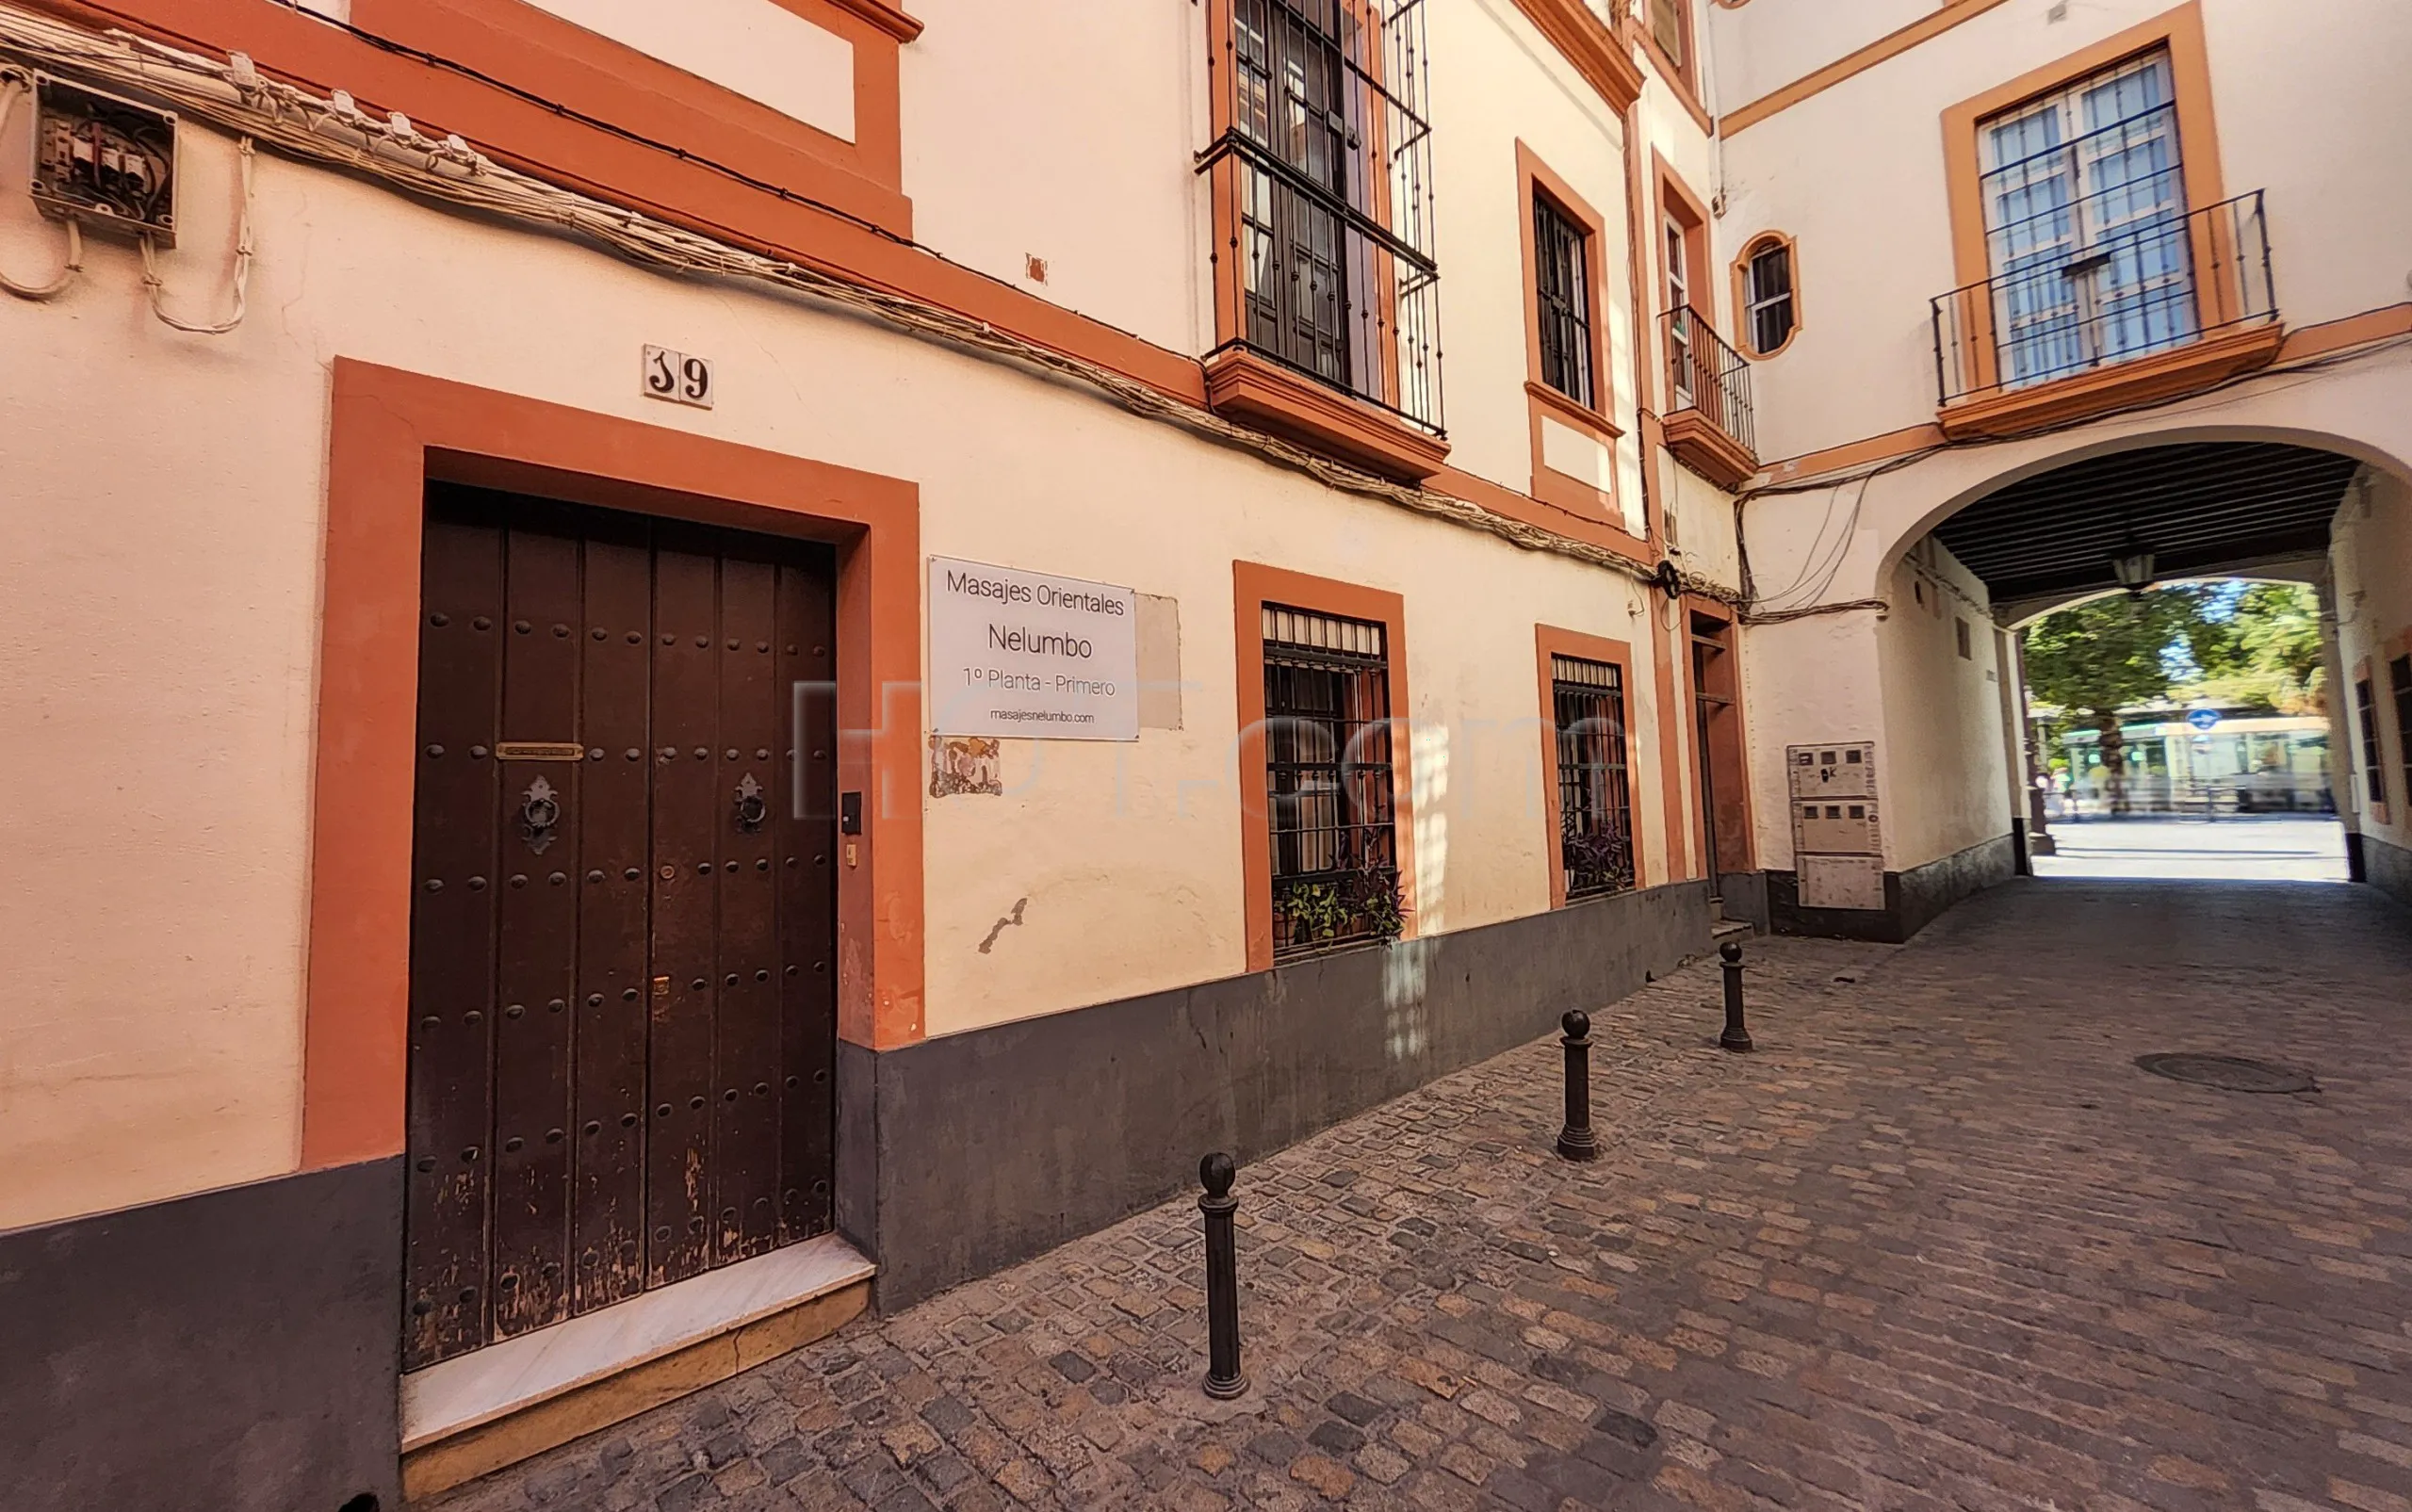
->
[[404, 486, 839, 1372]]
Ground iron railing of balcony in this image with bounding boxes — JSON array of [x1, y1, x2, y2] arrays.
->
[[1931, 190, 2274, 407], [1662, 304, 1754, 455], [1199, 0, 1443, 433]]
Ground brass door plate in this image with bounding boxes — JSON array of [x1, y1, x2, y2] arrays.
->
[[496, 741, 586, 762]]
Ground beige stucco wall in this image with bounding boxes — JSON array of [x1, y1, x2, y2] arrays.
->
[[1715, 0, 2412, 465], [0, 117, 1680, 1230], [900, 0, 1204, 354], [2333, 467, 2412, 849], [1703, 0, 1933, 115], [1432, 0, 1645, 527], [1877, 541, 2013, 870]]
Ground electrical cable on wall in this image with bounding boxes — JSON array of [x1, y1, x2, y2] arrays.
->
[[139, 133, 253, 333], [0, 71, 84, 300], [0, 8, 1752, 612]]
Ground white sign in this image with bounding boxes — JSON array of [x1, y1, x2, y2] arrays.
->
[[928, 557, 1139, 741], [642, 345, 715, 409]]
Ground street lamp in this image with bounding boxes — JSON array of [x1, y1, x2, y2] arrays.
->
[[2111, 541, 2156, 596]]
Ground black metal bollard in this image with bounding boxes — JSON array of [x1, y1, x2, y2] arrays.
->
[[1198, 1152, 1247, 1400], [1719, 941, 1754, 1052], [1556, 1010, 1599, 1162]]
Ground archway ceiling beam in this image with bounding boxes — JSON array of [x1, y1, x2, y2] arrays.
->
[[1932, 442, 2358, 607]]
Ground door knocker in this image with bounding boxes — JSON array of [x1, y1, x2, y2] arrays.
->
[[734, 773, 767, 834], [520, 775, 562, 854]]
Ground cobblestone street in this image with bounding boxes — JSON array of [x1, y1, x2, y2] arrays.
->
[[427, 879, 2412, 1512]]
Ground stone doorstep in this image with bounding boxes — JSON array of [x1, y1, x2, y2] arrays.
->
[[399, 1234, 875, 1500]]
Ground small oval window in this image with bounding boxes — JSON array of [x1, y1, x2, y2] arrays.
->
[[1741, 236, 1797, 356]]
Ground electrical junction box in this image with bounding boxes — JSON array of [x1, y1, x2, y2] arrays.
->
[[28, 73, 179, 248], [1796, 799, 1882, 857], [1789, 741, 1884, 910], [1788, 741, 1877, 801], [1799, 854, 1885, 912]]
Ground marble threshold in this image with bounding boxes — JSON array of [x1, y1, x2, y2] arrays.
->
[[400, 1232, 875, 1451]]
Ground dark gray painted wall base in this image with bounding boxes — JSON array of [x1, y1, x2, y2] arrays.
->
[[0, 1158, 403, 1512], [2367, 831, 2412, 912], [1715, 870, 1770, 932], [1762, 834, 2019, 944], [2346, 829, 2370, 883], [849, 879, 1711, 1309]]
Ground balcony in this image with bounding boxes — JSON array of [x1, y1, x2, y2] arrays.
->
[[1198, 0, 1447, 481], [1931, 191, 2281, 441], [1660, 305, 1756, 489]]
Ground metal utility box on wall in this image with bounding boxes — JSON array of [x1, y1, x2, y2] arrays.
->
[[1789, 741, 1884, 910], [27, 74, 179, 247]]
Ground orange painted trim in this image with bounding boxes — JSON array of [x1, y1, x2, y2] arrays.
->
[[1758, 422, 1947, 485], [1627, 8, 1712, 134], [2277, 302, 2412, 364], [820, 0, 923, 43], [1719, 0, 2018, 138], [1663, 409, 1758, 488], [1621, 103, 1687, 883], [1652, 150, 1713, 326], [1231, 563, 1417, 975], [1534, 626, 1644, 908], [1203, 349, 1451, 481], [1650, 589, 1688, 886], [1936, 321, 2281, 442], [302, 360, 925, 1171], [1729, 231, 1802, 360], [1508, 0, 1644, 113], [1685, 598, 1757, 875], [1518, 141, 1625, 526], [1428, 463, 1654, 564], [1941, 3, 2228, 399], [24, 0, 1207, 413]]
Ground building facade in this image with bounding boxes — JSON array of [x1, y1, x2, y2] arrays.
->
[[0, 1, 2406, 1507]]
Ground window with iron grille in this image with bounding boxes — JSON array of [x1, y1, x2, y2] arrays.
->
[[1553, 655, 1634, 899], [1979, 48, 2192, 388], [1741, 237, 1795, 356], [1263, 605, 1400, 955], [1533, 192, 1594, 408], [2391, 656, 2412, 814], [1207, 0, 1442, 430], [2357, 676, 2386, 815]]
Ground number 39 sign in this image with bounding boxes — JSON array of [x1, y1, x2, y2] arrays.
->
[[642, 345, 715, 410]]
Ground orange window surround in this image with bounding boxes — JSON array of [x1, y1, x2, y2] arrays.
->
[[1731, 232, 1802, 359], [1230, 562, 1417, 973], [302, 360, 926, 1172], [1932, 0, 2279, 421], [1534, 626, 1645, 908], [1517, 143, 1632, 534]]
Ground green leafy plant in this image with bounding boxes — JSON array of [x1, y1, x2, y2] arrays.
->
[[1282, 881, 1350, 943], [1345, 862, 1409, 941]]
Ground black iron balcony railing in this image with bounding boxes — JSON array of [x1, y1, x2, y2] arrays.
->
[[1931, 190, 2275, 407], [1662, 304, 1754, 455], [1199, 0, 1442, 433]]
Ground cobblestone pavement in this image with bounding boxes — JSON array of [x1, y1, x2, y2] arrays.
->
[[428, 879, 2412, 1511]]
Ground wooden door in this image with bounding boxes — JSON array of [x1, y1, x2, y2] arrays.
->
[[403, 486, 839, 1372]]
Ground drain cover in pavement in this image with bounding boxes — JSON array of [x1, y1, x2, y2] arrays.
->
[[2135, 1053, 2317, 1095]]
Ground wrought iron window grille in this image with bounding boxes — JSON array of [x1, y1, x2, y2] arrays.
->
[[1534, 191, 1594, 408], [1662, 304, 1755, 456], [1931, 190, 2274, 405], [1263, 604, 1402, 956], [1552, 655, 1635, 900], [1201, 0, 1443, 433]]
